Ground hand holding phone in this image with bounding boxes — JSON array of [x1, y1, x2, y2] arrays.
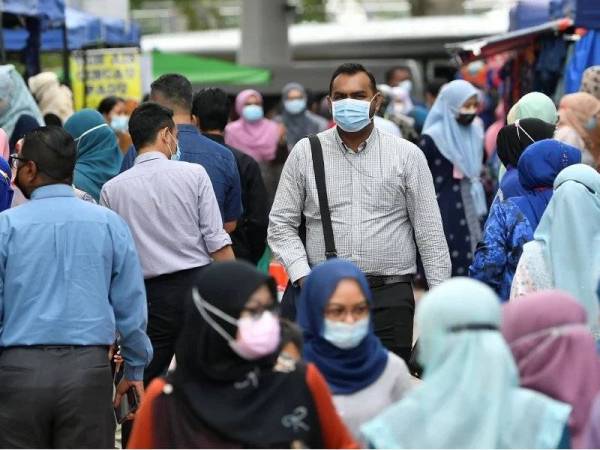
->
[[114, 378, 144, 424]]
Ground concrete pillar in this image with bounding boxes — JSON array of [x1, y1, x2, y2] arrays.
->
[[238, 0, 291, 66]]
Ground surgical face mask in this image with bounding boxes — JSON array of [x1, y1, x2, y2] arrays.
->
[[284, 98, 307, 115], [332, 96, 376, 133], [322, 317, 369, 349], [192, 288, 281, 360], [397, 79, 413, 94], [242, 104, 264, 122], [167, 131, 180, 160], [456, 106, 478, 126], [110, 115, 129, 133]]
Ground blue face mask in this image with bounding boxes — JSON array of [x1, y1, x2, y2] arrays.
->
[[332, 97, 375, 132], [110, 115, 129, 133], [284, 98, 307, 115], [322, 317, 369, 349], [242, 104, 264, 122], [168, 131, 181, 160]]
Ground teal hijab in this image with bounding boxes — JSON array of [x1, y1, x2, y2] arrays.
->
[[534, 164, 600, 335], [361, 278, 571, 449], [64, 109, 123, 201], [0, 65, 43, 137]]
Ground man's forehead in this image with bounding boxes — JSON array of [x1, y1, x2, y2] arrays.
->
[[331, 72, 373, 93]]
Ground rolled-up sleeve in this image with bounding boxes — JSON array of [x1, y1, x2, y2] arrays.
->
[[405, 148, 451, 287], [108, 214, 153, 381], [268, 140, 310, 283], [196, 166, 232, 253]]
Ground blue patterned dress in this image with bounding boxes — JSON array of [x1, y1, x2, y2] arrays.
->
[[469, 198, 534, 301]]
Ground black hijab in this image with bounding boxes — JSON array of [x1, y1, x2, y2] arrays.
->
[[157, 261, 322, 448], [9, 114, 40, 151], [496, 118, 556, 168]]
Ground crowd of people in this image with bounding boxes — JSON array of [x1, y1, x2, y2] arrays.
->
[[0, 58, 599, 449]]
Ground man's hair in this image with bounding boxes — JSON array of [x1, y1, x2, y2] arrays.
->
[[97, 96, 124, 115], [150, 73, 193, 112], [329, 63, 377, 95], [21, 126, 76, 181], [426, 78, 447, 98], [128, 102, 175, 151], [43, 113, 62, 127], [192, 88, 230, 132], [280, 318, 304, 353], [384, 66, 411, 85]]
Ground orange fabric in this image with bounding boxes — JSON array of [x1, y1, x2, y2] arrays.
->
[[305, 363, 360, 449], [127, 378, 166, 449]]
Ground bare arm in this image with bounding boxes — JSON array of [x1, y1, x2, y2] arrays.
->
[[211, 245, 235, 262]]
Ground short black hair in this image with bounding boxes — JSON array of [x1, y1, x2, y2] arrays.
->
[[43, 113, 62, 127], [192, 88, 230, 132], [151, 74, 193, 113], [97, 96, 125, 116], [426, 78, 447, 98], [385, 66, 411, 85], [21, 126, 76, 181], [329, 63, 377, 95], [280, 318, 303, 353], [128, 102, 175, 151]]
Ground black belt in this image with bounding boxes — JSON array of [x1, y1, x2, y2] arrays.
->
[[366, 274, 412, 289]]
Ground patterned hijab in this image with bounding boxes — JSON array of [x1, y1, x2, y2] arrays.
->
[[580, 66, 600, 100], [361, 278, 571, 449]]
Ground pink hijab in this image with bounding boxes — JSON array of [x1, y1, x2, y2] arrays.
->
[[502, 291, 600, 448], [0, 128, 9, 160], [225, 89, 280, 162]]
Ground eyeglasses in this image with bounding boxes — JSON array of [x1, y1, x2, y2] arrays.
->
[[9, 153, 28, 170], [241, 303, 279, 319], [324, 302, 370, 321]]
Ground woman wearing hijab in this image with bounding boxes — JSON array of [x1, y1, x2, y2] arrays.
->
[[585, 394, 600, 448], [128, 261, 357, 449], [361, 277, 571, 449], [0, 129, 9, 162], [9, 115, 42, 152], [499, 92, 558, 181], [276, 82, 328, 151], [555, 92, 600, 169], [419, 79, 486, 276], [0, 65, 43, 138], [0, 156, 14, 212], [64, 109, 123, 202], [502, 290, 600, 448], [512, 165, 600, 337], [495, 119, 557, 202], [27, 71, 74, 124], [225, 89, 284, 163], [470, 140, 581, 301], [297, 259, 412, 441], [580, 66, 600, 100]]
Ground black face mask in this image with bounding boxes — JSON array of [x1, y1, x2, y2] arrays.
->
[[456, 113, 476, 126]]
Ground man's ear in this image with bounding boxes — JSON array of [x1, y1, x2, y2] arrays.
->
[[192, 114, 201, 128]]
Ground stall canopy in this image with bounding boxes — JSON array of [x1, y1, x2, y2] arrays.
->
[[446, 18, 574, 64], [2, 0, 65, 24], [2, 7, 139, 51], [574, 0, 600, 29], [509, 0, 552, 31], [151, 51, 271, 85]]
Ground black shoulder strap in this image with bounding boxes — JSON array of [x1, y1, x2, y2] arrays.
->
[[308, 135, 337, 259]]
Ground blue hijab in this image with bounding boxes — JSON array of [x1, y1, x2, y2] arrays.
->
[[361, 278, 571, 449], [9, 114, 41, 152], [422, 79, 487, 216], [64, 109, 123, 201], [512, 139, 581, 230], [297, 259, 388, 395], [534, 164, 600, 335], [0, 157, 13, 212]]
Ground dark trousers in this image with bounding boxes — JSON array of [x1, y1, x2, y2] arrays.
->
[[143, 266, 206, 385], [0, 346, 114, 449], [281, 281, 415, 364]]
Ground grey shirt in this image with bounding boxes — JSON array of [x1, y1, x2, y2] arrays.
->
[[100, 151, 231, 279], [268, 127, 451, 284]]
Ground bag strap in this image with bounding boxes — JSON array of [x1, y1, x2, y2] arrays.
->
[[308, 135, 337, 259]]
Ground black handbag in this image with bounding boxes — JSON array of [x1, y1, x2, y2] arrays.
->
[[280, 135, 337, 320]]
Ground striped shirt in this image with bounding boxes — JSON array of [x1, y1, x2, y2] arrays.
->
[[268, 127, 451, 285]]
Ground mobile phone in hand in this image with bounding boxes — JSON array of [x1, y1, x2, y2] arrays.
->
[[114, 386, 140, 424]]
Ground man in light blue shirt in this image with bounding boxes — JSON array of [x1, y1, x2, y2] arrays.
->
[[0, 126, 152, 448]]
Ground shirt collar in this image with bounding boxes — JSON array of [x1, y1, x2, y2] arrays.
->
[[30, 184, 76, 200], [176, 123, 199, 133], [335, 126, 378, 154], [134, 151, 167, 165]]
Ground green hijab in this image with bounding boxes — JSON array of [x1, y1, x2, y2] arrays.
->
[[64, 109, 123, 201]]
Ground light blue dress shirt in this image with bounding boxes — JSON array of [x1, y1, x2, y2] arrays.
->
[[0, 184, 152, 380]]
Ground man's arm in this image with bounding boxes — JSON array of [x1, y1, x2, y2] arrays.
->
[[223, 151, 243, 226], [108, 215, 153, 404], [211, 245, 235, 261], [404, 147, 451, 287], [242, 157, 270, 262], [267, 139, 310, 283], [196, 167, 234, 259]]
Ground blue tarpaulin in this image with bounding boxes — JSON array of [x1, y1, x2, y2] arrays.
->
[[2, 0, 65, 23], [564, 30, 600, 93], [2, 8, 139, 51], [574, 0, 600, 29], [509, 0, 552, 31]]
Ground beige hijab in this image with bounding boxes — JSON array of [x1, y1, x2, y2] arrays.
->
[[557, 92, 600, 165]]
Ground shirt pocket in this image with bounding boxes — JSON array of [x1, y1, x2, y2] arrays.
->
[[362, 173, 402, 213]]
